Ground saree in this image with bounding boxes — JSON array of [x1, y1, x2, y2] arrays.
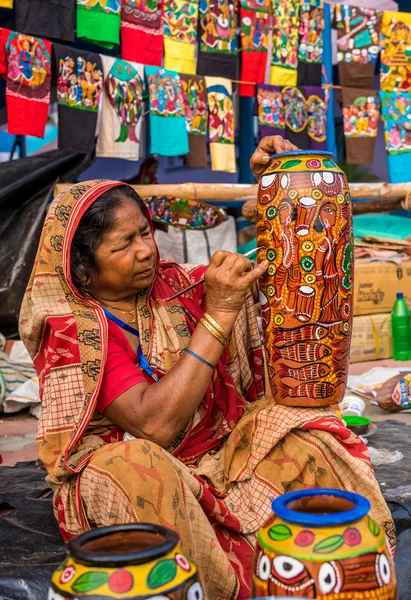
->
[[20, 181, 394, 600]]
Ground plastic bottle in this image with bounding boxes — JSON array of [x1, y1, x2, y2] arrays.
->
[[391, 292, 411, 360]]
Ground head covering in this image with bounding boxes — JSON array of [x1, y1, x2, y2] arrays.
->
[[19, 181, 264, 488]]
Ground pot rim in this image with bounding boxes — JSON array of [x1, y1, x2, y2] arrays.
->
[[270, 150, 334, 159], [68, 523, 179, 567], [271, 488, 371, 527]]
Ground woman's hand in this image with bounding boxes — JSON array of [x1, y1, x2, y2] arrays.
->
[[205, 251, 268, 317], [250, 136, 299, 180]]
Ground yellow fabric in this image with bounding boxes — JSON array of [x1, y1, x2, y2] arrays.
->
[[206, 76, 236, 173], [209, 142, 236, 173], [381, 11, 411, 91], [0, 0, 13, 6], [164, 38, 196, 75], [270, 64, 298, 87]]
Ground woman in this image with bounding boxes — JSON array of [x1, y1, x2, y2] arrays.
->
[[130, 156, 159, 185], [20, 137, 393, 600]]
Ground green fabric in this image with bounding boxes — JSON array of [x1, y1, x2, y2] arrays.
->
[[77, 5, 120, 48], [238, 237, 256, 255], [354, 214, 411, 242]]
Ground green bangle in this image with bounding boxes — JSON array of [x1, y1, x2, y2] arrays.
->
[[183, 348, 214, 370]]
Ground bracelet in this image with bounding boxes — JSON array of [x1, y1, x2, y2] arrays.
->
[[200, 317, 227, 346], [203, 312, 228, 343], [183, 348, 214, 370]]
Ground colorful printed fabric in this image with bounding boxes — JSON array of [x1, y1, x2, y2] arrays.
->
[[380, 91, 411, 182], [297, 0, 324, 86], [121, 0, 164, 66], [334, 5, 382, 88], [270, 0, 299, 86], [163, 0, 198, 74], [77, 0, 121, 48], [256, 84, 286, 139], [0, 30, 52, 138], [96, 56, 144, 160], [240, 7, 271, 96], [19, 179, 395, 598], [206, 76, 236, 172], [54, 44, 103, 153], [342, 87, 380, 165], [381, 11, 411, 92], [197, 0, 238, 80], [282, 85, 327, 149], [16, 0, 75, 42], [145, 66, 189, 156], [181, 73, 208, 167]]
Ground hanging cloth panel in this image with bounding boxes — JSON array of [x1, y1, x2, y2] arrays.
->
[[197, 0, 238, 80], [0, 29, 52, 138], [96, 56, 145, 160], [239, 0, 271, 97], [54, 44, 103, 153], [380, 91, 411, 182], [121, 0, 164, 66], [0, 0, 13, 7], [16, 0, 75, 42], [145, 66, 189, 156], [334, 4, 382, 89], [341, 87, 380, 165], [163, 0, 198, 74], [297, 0, 324, 86], [270, 0, 299, 86], [381, 11, 411, 92], [282, 85, 326, 150], [181, 73, 208, 168], [255, 84, 286, 139], [205, 76, 236, 173], [76, 0, 121, 48]]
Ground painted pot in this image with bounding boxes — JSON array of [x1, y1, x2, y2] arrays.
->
[[252, 488, 397, 599], [256, 151, 353, 407], [49, 523, 204, 600]]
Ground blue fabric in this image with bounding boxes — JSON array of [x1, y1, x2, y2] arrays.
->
[[323, 3, 337, 159], [380, 91, 411, 183]]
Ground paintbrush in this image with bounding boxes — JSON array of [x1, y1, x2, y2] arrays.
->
[[166, 246, 264, 301]]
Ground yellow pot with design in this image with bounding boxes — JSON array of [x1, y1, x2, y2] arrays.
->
[[252, 489, 397, 599], [49, 523, 204, 600]]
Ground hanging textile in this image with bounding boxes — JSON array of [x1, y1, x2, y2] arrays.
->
[[163, 0, 199, 74], [341, 87, 380, 164], [145, 66, 189, 156], [0, 0, 13, 7], [76, 0, 121, 48], [381, 11, 411, 92], [380, 91, 411, 182], [181, 73, 208, 167], [323, 2, 337, 159], [205, 76, 236, 173], [121, 0, 164, 66], [96, 57, 145, 160], [16, 0, 76, 43], [334, 5, 382, 89], [282, 85, 326, 150], [239, 0, 271, 96], [0, 30, 52, 138], [256, 84, 286, 139], [54, 44, 103, 153], [270, 0, 299, 86], [197, 0, 238, 80], [297, 0, 324, 86]]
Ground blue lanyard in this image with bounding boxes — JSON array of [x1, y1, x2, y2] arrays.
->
[[103, 309, 157, 381]]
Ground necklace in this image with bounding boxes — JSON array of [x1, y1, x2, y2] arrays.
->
[[100, 302, 138, 324]]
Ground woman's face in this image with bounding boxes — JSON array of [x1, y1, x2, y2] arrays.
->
[[320, 202, 337, 228], [279, 201, 292, 225], [87, 198, 157, 300]]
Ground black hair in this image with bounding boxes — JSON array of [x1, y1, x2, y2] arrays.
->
[[279, 197, 297, 222], [70, 185, 145, 292]]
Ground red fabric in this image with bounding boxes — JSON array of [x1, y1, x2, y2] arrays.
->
[[96, 319, 150, 414], [239, 9, 270, 97], [121, 22, 163, 66]]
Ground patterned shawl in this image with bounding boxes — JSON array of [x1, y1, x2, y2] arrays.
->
[[19, 181, 265, 489]]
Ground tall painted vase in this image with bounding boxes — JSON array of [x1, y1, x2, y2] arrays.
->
[[49, 523, 204, 600], [257, 151, 353, 407], [252, 488, 397, 599]]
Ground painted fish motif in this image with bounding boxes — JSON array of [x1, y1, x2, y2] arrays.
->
[[273, 342, 331, 363], [279, 362, 331, 383], [273, 325, 329, 348], [281, 381, 336, 398]]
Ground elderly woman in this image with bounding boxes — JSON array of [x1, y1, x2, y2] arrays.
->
[[20, 137, 393, 600]]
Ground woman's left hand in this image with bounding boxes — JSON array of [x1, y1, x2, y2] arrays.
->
[[250, 136, 299, 180]]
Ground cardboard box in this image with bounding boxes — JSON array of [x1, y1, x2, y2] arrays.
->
[[353, 260, 411, 316], [350, 313, 392, 363]]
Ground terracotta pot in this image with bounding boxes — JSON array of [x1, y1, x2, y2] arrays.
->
[[256, 151, 353, 407], [49, 523, 204, 600], [252, 488, 397, 599]]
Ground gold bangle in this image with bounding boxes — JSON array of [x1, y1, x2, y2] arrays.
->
[[203, 312, 228, 342], [200, 317, 227, 346]]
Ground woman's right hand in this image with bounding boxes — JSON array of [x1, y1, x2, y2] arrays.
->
[[204, 251, 268, 318]]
